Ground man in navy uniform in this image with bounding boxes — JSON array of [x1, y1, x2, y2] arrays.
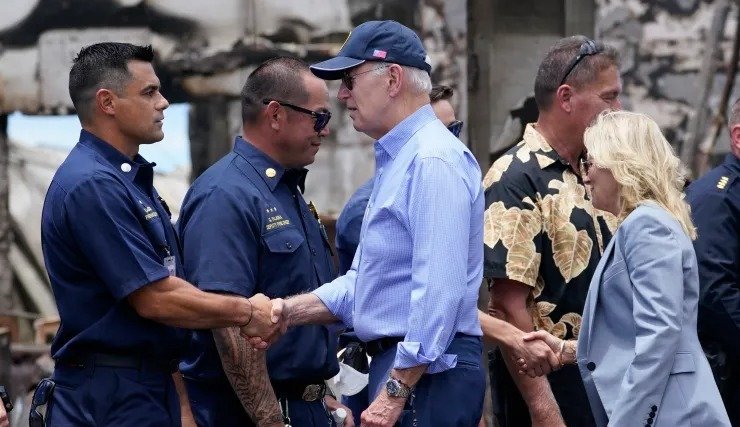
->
[[177, 57, 351, 427], [686, 98, 740, 426], [39, 42, 277, 427]]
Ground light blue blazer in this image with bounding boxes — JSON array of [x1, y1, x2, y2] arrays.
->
[[577, 202, 730, 427]]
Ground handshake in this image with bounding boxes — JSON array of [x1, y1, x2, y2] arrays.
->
[[238, 294, 289, 349], [510, 329, 577, 378]]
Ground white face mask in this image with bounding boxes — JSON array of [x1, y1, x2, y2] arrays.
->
[[327, 347, 370, 397]]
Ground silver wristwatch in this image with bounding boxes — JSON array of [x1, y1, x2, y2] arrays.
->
[[385, 376, 413, 398]]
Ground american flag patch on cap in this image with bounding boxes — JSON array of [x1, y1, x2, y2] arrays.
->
[[373, 49, 387, 59]]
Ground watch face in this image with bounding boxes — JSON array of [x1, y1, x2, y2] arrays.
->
[[386, 379, 400, 395]]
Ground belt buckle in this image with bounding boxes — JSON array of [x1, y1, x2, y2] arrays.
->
[[301, 384, 323, 401]]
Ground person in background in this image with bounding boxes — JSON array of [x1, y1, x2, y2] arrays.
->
[[523, 110, 731, 427], [685, 98, 740, 426]]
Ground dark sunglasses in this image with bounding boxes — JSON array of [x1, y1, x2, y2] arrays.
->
[[29, 378, 56, 427], [447, 120, 464, 138], [580, 158, 594, 175], [262, 99, 331, 133], [560, 39, 602, 86], [341, 65, 389, 91]]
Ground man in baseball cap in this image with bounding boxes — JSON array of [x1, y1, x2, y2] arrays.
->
[[254, 20, 487, 426], [310, 20, 432, 80]]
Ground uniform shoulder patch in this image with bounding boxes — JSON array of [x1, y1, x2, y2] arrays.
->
[[716, 175, 729, 190]]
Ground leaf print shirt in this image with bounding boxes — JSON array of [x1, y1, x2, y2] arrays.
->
[[483, 124, 617, 340]]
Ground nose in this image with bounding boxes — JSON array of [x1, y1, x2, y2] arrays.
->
[[157, 92, 170, 111], [337, 83, 350, 101], [612, 97, 622, 110], [318, 124, 330, 137]]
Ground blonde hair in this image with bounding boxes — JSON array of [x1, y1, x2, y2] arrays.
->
[[584, 111, 697, 239]]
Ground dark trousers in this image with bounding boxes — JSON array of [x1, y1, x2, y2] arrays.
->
[[489, 349, 596, 427], [367, 335, 485, 427], [185, 379, 336, 427], [47, 365, 180, 426]]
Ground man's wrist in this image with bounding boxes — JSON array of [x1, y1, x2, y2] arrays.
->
[[241, 297, 253, 326], [562, 340, 577, 365]]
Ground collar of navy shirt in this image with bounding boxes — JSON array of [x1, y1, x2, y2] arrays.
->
[[233, 136, 307, 193]]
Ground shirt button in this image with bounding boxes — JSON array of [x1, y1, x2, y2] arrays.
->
[[586, 362, 596, 371], [651, 405, 657, 411], [285, 242, 292, 250], [121, 163, 132, 172], [311, 248, 317, 256]]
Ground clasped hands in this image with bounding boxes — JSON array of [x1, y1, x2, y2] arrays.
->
[[238, 294, 288, 349], [511, 329, 573, 378]]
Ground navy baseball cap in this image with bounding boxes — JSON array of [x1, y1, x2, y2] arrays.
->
[[310, 20, 432, 80]]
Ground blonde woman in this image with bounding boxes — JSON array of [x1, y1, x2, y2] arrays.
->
[[520, 111, 731, 426]]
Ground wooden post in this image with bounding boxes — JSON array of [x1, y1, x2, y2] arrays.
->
[[680, 0, 731, 176], [0, 114, 12, 319], [695, 5, 740, 176]]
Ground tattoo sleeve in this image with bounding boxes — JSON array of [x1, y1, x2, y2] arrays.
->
[[212, 326, 283, 426]]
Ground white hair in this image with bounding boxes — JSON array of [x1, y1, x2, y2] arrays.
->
[[371, 64, 432, 95]]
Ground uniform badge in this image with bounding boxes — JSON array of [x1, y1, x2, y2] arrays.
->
[[717, 176, 729, 189], [266, 168, 277, 178], [308, 201, 334, 256]]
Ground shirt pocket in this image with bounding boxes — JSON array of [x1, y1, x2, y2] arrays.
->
[[263, 227, 305, 254]]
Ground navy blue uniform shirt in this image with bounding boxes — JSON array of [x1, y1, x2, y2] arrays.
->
[[41, 130, 186, 361], [335, 178, 373, 274], [686, 153, 740, 356], [178, 136, 338, 383]]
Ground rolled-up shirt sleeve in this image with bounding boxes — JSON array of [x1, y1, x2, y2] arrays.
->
[[395, 156, 472, 373]]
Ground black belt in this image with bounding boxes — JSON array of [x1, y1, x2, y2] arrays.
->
[[271, 379, 326, 402], [365, 337, 403, 357], [365, 333, 472, 357], [57, 353, 178, 373]]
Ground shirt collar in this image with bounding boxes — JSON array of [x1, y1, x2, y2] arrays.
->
[[376, 104, 437, 159], [724, 153, 740, 175], [233, 136, 307, 193], [77, 129, 155, 183], [522, 124, 577, 170]]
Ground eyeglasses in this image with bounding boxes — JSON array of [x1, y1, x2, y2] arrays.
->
[[262, 99, 331, 133], [560, 39, 602, 86], [580, 158, 594, 175], [447, 120, 464, 138], [341, 65, 389, 90], [29, 378, 56, 427]]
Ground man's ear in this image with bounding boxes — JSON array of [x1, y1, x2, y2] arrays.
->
[[730, 124, 740, 154], [555, 84, 573, 114], [264, 100, 283, 131], [96, 88, 116, 117], [387, 64, 403, 98]]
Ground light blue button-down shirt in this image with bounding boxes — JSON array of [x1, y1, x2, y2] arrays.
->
[[313, 105, 484, 373]]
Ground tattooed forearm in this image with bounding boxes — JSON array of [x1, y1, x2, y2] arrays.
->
[[213, 326, 283, 426]]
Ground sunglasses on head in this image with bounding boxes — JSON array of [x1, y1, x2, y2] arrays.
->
[[560, 39, 602, 86], [341, 65, 389, 91], [262, 99, 331, 133], [29, 378, 55, 427], [447, 120, 464, 138]]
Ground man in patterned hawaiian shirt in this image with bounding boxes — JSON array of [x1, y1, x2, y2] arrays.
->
[[480, 36, 621, 427]]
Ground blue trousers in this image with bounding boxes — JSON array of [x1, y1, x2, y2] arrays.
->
[[341, 385, 368, 425], [47, 365, 179, 426], [185, 379, 336, 427], [367, 335, 485, 427]]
